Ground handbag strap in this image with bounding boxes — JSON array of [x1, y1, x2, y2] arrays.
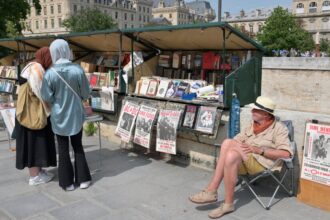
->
[[51, 67, 82, 101]]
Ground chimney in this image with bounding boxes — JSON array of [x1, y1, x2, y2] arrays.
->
[[240, 9, 245, 17]]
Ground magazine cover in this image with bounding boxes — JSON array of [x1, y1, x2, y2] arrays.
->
[[301, 122, 330, 186], [173, 81, 190, 98], [146, 79, 158, 96], [133, 105, 158, 148], [183, 105, 197, 128], [139, 79, 150, 95], [195, 106, 217, 134], [89, 73, 99, 87], [156, 80, 170, 97], [156, 110, 182, 155], [100, 87, 114, 111], [115, 102, 140, 143]]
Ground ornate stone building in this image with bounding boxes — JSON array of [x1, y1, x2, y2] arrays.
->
[[292, 0, 330, 40], [22, 0, 153, 36], [152, 0, 215, 25], [222, 8, 273, 39]]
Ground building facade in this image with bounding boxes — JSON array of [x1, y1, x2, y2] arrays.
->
[[152, 0, 215, 26], [292, 0, 330, 40], [23, 0, 153, 36], [222, 8, 273, 39]]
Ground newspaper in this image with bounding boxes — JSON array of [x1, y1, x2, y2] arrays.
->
[[115, 102, 140, 143], [0, 108, 16, 136], [301, 122, 330, 186], [156, 109, 182, 155], [100, 86, 114, 111], [133, 105, 158, 148]]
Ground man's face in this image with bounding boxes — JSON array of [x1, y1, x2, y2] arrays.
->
[[252, 108, 271, 122]]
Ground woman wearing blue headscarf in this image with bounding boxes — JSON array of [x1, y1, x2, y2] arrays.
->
[[41, 39, 91, 191]]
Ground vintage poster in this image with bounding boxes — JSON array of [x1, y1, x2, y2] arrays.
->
[[301, 122, 330, 186], [0, 108, 16, 136], [115, 102, 140, 143], [133, 105, 158, 148], [156, 109, 182, 155], [195, 106, 217, 134], [182, 105, 197, 128], [100, 86, 114, 111]]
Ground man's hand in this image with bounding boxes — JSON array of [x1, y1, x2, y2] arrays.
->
[[240, 143, 262, 155]]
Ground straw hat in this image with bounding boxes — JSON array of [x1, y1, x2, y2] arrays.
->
[[252, 96, 276, 115]]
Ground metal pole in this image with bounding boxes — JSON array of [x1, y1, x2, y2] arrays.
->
[[218, 0, 222, 22]]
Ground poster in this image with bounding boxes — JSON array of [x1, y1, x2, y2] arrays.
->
[[301, 122, 330, 186], [182, 105, 197, 128], [195, 106, 217, 134], [0, 108, 16, 136], [156, 110, 181, 155], [133, 105, 158, 148], [100, 86, 114, 111], [115, 102, 140, 143]]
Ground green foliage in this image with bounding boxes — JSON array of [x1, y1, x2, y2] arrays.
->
[[63, 7, 117, 33], [320, 38, 330, 52], [84, 122, 98, 136], [257, 7, 315, 54], [0, 0, 41, 37]]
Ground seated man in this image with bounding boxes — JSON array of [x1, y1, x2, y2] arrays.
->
[[189, 96, 293, 219]]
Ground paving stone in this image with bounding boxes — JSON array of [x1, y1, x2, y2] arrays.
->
[[50, 200, 108, 220], [1, 192, 60, 220], [0, 209, 12, 220]]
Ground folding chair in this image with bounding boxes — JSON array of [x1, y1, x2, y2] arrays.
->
[[239, 120, 296, 210]]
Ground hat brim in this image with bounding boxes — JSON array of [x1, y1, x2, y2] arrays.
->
[[252, 104, 275, 116]]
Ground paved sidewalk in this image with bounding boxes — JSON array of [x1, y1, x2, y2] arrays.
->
[[0, 131, 329, 220]]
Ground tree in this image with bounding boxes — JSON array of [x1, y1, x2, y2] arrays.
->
[[0, 0, 41, 37], [257, 7, 314, 54], [63, 7, 117, 33]]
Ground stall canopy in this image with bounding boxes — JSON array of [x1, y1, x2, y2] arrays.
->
[[0, 22, 264, 54]]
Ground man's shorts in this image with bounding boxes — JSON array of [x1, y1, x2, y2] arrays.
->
[[238, 154, 266, 175]]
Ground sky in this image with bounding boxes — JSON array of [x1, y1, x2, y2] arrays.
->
[[187, 0, 292, 16]]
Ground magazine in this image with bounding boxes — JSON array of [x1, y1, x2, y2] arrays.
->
[[156, 109, 182, 155], [133, 105, 158, 148], [0, 108, 16, 136], [173, 81, 189, 98], [146, 79, 158, 96], [156, 80, 170, 97], [139, 79, 150, 95], [100, 87, 114, 111], [195, 106, 217, 134], [183, 105, 197, 128], [115, 102, 140, 143]]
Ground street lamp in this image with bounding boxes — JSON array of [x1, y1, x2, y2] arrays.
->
[[218, 0, 222, 22]]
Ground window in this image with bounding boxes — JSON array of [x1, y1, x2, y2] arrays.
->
[[44, 19, 48, 29], [143, 15, 145, 22], [58, 18, 62, 27], [139, 6, 141, 12], [143, 7, 145, 13], [51, 19, 55, 28], [147, 8, 149, 13], [131, 24, 134, 28], [36, 20, 39, 29], [58, 5, 61, 13], [258, 24, 262, 32], [124, 24, 127, 29], [322, 1, 330, 11], [169, 13, 172, 18], [87, 0, 90, 3], [43, 6, 47, 15], [131, 14, 134, 21], [249, 24, 254, 34], [147, 16, 149, 22], [115, 11, 118, 19], [73, 5, 77, 13], [296, 3, 304, 13], [309, 2, 317, 13], [139, 14, 141, 21], [50, 5, 54, 14], [124, 13, 127, 20]]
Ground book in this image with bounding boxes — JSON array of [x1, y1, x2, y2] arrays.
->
[[134, 79, 142, 94], [165, 80, 180, 98], [172, 52, 181, 68], [96, 55, 104, 65], [146, 79, 158, 96], [98, 72, 108, 87], [181, 55, 187, 67], [173, 69, 181, 79], [156, 80, 170, 97], [163, 68, 173, 78], [89, 73, 99, 87], [115, 101, 140, 143], [158, 55, 171, 67], [100, 86, 114, 111], [183, 105, 197, 128], [139, 79, 150, 95], [133, 105, 158, 148], [194, 54, 202, 68], [195, 106, 217, 134], [173, 81, 189, 98], [156, 109, 182, 155]]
